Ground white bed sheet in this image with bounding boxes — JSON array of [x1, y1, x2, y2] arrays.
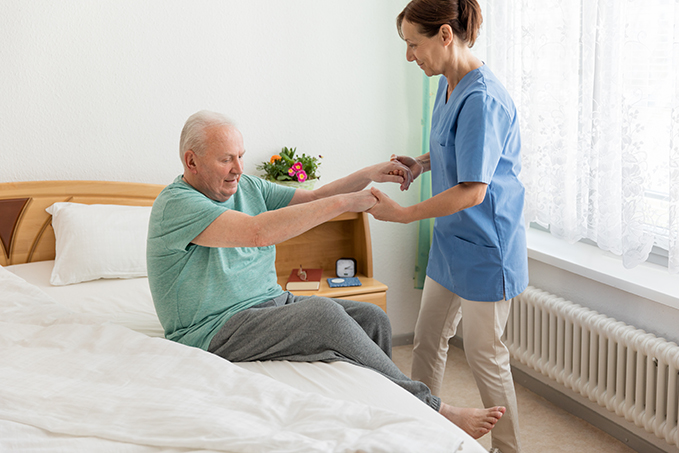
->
[[6, 260, 164, 337], [1, 263, 486, 453]]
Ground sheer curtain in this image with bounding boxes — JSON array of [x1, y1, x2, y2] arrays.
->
[[476, 0, 679, 273]]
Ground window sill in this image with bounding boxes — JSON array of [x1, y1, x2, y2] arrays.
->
[[526, 227, 679, 311]]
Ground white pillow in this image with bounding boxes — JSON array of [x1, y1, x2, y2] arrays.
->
[[46, 202, 152, 286]]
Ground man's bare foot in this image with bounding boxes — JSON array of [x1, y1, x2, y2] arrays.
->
[[439, 403, 505, 439]]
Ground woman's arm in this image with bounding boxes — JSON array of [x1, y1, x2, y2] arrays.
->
[[368, 181, 487, 224], [398, 152, 431, 175], [389, 153, 431, 190]]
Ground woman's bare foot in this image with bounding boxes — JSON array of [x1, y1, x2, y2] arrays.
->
[[439, 403, 505, 439]]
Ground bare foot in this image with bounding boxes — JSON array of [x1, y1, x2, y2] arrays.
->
[[439, 403, 506, 439]]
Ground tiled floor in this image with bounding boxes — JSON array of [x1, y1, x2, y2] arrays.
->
[[392, 344, 636, 453]]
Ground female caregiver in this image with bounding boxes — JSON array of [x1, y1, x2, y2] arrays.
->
[[368, 1, 528, 452]]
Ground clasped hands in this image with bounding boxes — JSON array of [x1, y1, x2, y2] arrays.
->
[[364, 155, 418, 223]]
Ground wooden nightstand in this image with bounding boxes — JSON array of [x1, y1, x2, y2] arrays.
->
[[274, 212, 388, 312]]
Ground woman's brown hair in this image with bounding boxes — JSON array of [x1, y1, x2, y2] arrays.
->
[[397, 0, 483, 48]]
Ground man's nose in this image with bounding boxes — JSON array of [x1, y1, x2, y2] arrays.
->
[[234, 157, 244, 173]]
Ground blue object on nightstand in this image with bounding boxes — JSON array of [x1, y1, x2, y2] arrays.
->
[[327, 277, 362, 288]]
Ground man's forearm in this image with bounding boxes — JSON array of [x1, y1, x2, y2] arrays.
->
[[292, 160, 410, 206], [192, 191, 374, 249], [311, 166, 373, 199], [250, 195, 353, 246]]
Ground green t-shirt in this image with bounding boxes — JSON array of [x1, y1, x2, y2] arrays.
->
[[147, 174, 296, 350]]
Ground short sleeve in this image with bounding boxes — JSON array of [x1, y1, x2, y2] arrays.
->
[[250, 176, 296, 211], [151, 186, 227, 253], [455, 92, 512, 184]]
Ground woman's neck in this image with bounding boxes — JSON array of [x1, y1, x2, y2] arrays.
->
[[443, 50, 483, 94]]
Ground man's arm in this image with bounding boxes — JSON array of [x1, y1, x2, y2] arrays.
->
[[389, 153, 431, 191], [192, 190, 376, 249], [192, 160, 412, 248], [287, 160, 412, 206]]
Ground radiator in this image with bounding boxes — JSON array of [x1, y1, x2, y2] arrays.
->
[[505, 286, 679, 448]]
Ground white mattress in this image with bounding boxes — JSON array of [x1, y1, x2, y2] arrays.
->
[[2, 262, 486, 453], [6, 260, 164, 337]]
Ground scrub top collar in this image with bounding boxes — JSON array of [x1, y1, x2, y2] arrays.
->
[[446, 62, 487, 104]]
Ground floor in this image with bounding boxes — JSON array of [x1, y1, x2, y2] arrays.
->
[[391, 344, 637, 453]]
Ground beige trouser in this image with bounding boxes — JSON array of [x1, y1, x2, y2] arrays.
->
[[412, 276, 521, 453]]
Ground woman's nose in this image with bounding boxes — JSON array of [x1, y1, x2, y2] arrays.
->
[[406, 48, 414, 62]]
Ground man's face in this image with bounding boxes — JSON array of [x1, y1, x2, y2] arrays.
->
[[189, 125, 245, 202]]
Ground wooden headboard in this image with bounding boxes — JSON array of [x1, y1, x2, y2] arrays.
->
[[0, 180, 164, 266], [0, 180, 374, 277], [1, 179, 384, 308]]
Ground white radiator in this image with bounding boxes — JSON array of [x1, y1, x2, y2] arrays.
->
[[505, 286, 679, 448]]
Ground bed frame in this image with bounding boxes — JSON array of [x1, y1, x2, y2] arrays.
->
[[0, 180, 388, 310], [0, 180, 163, 266]]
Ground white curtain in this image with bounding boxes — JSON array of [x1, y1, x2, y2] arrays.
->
[[476, 0, 679, 273]]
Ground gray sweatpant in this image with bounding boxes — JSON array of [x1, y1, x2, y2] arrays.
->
[[208, 292, 441, 412]]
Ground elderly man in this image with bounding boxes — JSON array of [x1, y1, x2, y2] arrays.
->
[[147, 110, 504, 437]]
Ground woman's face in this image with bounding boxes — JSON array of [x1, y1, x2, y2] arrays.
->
[[401, 20, 446, 77]]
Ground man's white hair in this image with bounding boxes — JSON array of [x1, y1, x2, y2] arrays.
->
[[179, 110, 236, 161]]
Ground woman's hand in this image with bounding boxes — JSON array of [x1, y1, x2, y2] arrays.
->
[[388, 154, 425, 191], [367, 159, 414, 191], [367, 187, 409, 223]]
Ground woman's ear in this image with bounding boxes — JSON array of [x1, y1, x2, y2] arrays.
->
[[439, 24, 454, 47]]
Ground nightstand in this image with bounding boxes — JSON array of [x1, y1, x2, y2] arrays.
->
[[274, 212, 388, 311]]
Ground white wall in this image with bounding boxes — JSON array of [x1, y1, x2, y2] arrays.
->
[[0, 0, 427, 336]]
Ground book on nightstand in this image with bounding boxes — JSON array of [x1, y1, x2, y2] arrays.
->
[[285, 268, 323, 291]]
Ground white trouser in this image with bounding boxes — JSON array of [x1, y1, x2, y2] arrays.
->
[[412, 276, 521, 453]]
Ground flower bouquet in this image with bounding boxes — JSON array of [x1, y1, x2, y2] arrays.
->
[[257, 147, 321, 187]]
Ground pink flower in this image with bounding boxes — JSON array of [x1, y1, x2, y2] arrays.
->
[[291, 162, 303, 172], [288, 167, 296, 176], [296, 170, 308, 182]]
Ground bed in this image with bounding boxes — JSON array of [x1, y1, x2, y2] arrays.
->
[[0, 180, 486, 453]]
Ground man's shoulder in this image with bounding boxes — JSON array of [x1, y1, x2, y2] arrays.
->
[[154, 176, 209, 209], [238, 174, 266, 191], [151, 177, 218, 227], [236, 175, 278, 203], [158, 176, 198, 198]]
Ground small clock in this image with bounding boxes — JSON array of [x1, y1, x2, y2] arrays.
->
[[335, 257, 357, 278]]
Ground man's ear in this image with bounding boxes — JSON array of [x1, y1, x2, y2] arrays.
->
[[184, 150, 198, 173], [439, 24, 454, 47]]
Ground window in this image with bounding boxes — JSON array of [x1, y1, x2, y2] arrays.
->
[[475, 0, 679, 273]]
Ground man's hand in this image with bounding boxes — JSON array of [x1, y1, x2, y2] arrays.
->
[[389, 155, 425, 191], [367, 187, 408, 223], [347, 189, 379, 212], [367, 160, 414, 191]]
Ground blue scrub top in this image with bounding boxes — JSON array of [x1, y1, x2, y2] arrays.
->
[[426, 65, 528, 302]]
